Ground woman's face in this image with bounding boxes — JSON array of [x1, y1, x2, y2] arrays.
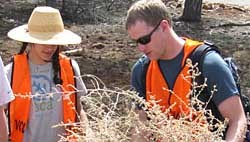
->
[[29, 44, 58, 64]]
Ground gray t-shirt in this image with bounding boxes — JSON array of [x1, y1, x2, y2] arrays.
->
[[131, 49, 239, 106], [5, 59, 87, 142]]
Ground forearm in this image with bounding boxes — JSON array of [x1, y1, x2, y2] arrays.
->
[[0, 106, 8, 142], [217, 95, 247, 142], [76, 101, 89, 139], [225, 117, 247, 142]]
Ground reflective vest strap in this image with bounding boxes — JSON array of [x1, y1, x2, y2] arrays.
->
[[10, 54, 31, 142], [171, 66, 191, 116], [146, 61, 170, 110], [59, 54, 76, 123], [182, 38, 203, 66], [146, 39, 203, 117]]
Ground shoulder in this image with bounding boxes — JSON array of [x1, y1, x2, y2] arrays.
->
[[202, 50, 233, 82], [70, 59, 79, 68], [131, 55, 150, 85], [131, 56, 149, 98], [5, 62, 13, 69], [202, 51, 227, 72], [202, 51, 239, 105], [4, 62, 13, 76], [70, 59, 82, 77], [132, 55, 150, 74], [0, 57, 5, 73], [59, 54, 80, 74]]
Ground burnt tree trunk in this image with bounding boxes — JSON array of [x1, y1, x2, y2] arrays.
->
[[180, 0, 203, 22], [46, 0, 58, 8]]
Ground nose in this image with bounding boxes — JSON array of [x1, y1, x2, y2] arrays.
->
[[44, 45, 57, 51]]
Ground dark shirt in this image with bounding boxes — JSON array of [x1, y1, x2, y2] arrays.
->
[[131, 49, 239, 106]]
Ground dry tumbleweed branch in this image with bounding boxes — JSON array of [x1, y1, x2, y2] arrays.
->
[[55, 60, 230, 142]]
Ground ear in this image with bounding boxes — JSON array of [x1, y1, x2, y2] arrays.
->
[[160, 20, 171, 32]]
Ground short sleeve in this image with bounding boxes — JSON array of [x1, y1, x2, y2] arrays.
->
[[131, 57, 148, 98], [0, 57, 14, 106], [71, 59, 87, 97], [202, 51, 239, 106]]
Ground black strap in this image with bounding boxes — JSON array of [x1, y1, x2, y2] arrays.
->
[[190, 42, 226, 131], [190, 41, 220, 73]]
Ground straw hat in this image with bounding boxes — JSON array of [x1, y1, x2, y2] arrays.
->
[[7, 6, 81, 45]]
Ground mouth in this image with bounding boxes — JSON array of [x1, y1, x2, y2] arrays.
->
[[43, 51, 53, 56], [42, 52, 54, 60]]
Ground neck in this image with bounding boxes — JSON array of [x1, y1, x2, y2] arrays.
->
[[161, 29, 185, 60]]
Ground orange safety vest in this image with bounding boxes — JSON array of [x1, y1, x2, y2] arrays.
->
[[8, 53, 77, 142], [146, 39, 203, 117]]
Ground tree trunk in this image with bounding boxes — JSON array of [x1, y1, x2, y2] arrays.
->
[[46, 0, 57, 8], [180, 0, 203, 22]]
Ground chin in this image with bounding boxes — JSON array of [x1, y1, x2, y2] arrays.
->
[[147, 55, 158, 61], [42, 57, 52, 62]]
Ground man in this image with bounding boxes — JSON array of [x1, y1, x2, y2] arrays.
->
[[125, 0, 246, 141]]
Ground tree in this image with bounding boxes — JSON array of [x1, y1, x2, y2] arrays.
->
[[46, 0, 58, 8], [180, 0, 203, 22]]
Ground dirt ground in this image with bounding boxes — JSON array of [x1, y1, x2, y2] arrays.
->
[[0, 1, 250, 97]]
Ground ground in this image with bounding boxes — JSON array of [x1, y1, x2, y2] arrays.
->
[[0, 1, 250, 97]]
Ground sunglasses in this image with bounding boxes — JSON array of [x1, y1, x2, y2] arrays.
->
[[135, 21, 162, 45]]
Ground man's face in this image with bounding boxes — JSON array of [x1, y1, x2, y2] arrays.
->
[[127, 20, 164, 60]]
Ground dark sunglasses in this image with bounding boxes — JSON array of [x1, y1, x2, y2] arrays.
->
[[136, 21, 162, 45]]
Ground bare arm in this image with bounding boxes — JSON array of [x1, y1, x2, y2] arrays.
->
[[218, 95, 247, 142], [75, 78, 88, 125], [75, 80, 89, 138], [0, 105, 8, 142]]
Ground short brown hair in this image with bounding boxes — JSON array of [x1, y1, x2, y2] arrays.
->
[[125, 0, 172, 30]]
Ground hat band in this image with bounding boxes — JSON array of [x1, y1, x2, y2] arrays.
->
[[28, 24, 64, 33]]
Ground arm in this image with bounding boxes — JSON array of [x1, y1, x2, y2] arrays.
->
[[131, 58, 149, 141], [202, 52, 247, 141], [1, 62, 14, 142], [218, 95, 247, 142], [0, 105, 8, 142], [71, 59, 88, 123]]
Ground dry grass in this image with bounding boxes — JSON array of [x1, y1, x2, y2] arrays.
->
[[55, 60, 233, 142]]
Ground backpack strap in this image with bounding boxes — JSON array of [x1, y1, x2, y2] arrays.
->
[[190, 41, 220, 73], [189, 41, 220, 94], [190, 41, 226, 132]]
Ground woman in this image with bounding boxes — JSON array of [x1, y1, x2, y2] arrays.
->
[[5, 6, 87, 142], [0, 56, 14, 142]]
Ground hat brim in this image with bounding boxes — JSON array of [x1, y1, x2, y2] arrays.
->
[[7, 25, 81, 45]]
